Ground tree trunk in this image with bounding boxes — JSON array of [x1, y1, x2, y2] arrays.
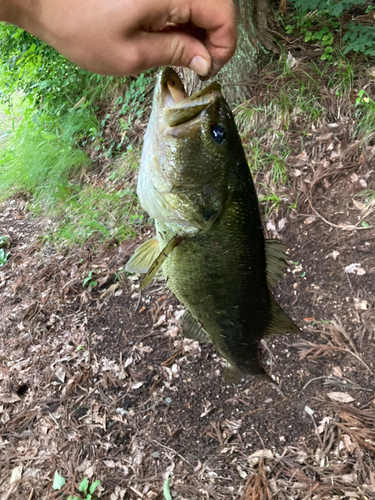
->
[[178, 0, 277, 104]]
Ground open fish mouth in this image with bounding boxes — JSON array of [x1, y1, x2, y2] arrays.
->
[[155, 67, 222, 128]]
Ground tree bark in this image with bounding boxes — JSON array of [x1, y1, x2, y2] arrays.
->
[[178, 0, 277, 104]]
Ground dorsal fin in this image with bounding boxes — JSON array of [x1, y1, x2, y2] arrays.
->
[[125, 237, 160, 274], [181, 311, 211, 342], [265, 239, 289, 289]]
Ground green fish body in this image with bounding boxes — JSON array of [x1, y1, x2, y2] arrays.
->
[[127, 68, 299, 380]]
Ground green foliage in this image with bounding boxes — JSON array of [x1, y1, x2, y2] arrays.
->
[[51, 472, 100, 500], [0, 24, 110, 116], [116, 73, 153, 133], [353, 89, 375, 154], [0, 22, 151, 246], [52, 471, 100, 500], [83, 271, 98, 289], [259, 185, 284, 217], [66, 477, 100, 500], [163, 477, 172, 500], [304, 26, 335, 60], [343, 23, 375, 56], [52, 471, 66, 490], [0, 98, 145, 245], [292, 0, 365, 16], [0, 235, 9, 247], [42, 153, 143, 245], [0, 108, 90, 201], [0, 248, 9, 266], [288, 0, 374, 59]]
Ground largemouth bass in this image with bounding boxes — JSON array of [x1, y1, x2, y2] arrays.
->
[[126, 67, 299, 380]]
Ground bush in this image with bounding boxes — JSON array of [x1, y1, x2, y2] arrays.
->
[[288, 0, 375, 59]]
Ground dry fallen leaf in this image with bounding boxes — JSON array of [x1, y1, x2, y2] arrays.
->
[[304, 216, 316, 225], [326, 250, 340, 260], [353, 199, 366, 210], [354, 299, 368, 310], [342, 434, 356, 453], [248, 449, 273, 466], [55, 366, 66, 383], [332, 366, 343, 377], [131, 381, 144, 390], [316, 416, 331, 434], [237, 466, 247, 479], [327, 392, 355, 403], [10, 465, 23, 484], [0, 394, 21, 404], [345, 263, 366, 275]]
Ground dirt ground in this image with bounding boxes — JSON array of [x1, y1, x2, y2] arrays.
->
[[1, 78, 375, 499]]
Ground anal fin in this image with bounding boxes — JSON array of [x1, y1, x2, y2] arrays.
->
[[224, 364, 272, 383], [181, 311, 211, 343], [266, 295, 300, 336]]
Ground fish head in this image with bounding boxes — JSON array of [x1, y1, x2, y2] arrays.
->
[[138, 67, 242, 230]]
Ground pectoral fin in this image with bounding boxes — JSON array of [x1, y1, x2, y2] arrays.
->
[[125, 237, 160, 274], [265, 239, 289, 289], [181, 311, 211, 342], [140, 235, 183, 290]]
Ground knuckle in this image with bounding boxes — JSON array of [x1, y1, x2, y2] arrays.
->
[[169, 37, 188, 66]]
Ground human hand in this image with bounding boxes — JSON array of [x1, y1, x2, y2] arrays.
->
[[2, 0, 236, 77]]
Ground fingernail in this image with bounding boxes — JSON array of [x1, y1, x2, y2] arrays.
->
[[199, 60, 220, 81], [189, 55, 210, 76]]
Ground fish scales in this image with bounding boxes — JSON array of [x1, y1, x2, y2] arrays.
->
[[126, 67, 300, 380]]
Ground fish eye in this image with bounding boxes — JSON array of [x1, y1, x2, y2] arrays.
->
[[211, 124, 226, 144]]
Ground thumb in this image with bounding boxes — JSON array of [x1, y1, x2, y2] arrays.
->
[[137, 31, 211, 76]]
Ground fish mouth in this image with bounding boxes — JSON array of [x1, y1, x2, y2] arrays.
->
[[155, 67, 222, 128]]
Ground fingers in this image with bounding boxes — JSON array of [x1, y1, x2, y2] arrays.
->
[[131, 31, 212, 76], [186, 0, 237, 76], [137, 0, 237, 77]]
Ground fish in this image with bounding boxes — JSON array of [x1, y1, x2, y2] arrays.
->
[[126, 67, 300, 381]]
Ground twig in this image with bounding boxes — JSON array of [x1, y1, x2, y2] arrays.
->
[[130, 486, 144, 498], [152, 440, 194, 467], [232, 96, 257, 114], [242, 392, 296, 418], [265, 27, 291, 42], [48, 411, 60, 427], [303, 376, 328, 391], [161, 348, 184, 367], [254, 428, 266, 449], [306, 195, 373, 230]]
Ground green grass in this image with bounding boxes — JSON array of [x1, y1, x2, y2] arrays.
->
[[233, 55, 365, 217], [43, 153, 144, 246], [0, 112, 90, 199], [0, 93, 145, 246]]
